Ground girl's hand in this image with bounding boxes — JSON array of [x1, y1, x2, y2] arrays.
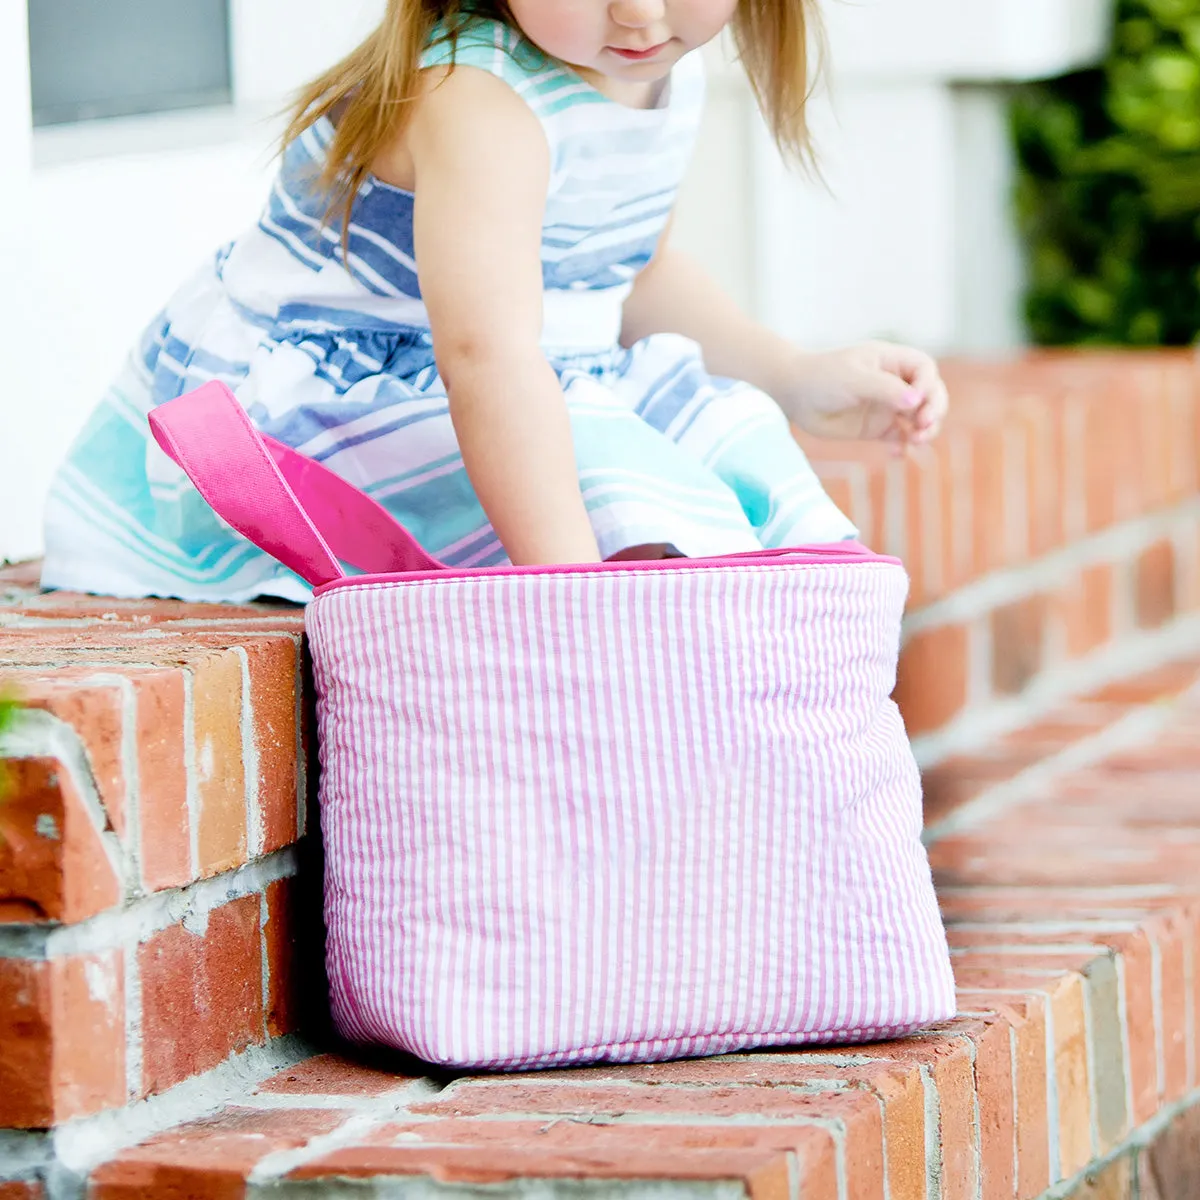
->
[[782, 342, 950, 453]]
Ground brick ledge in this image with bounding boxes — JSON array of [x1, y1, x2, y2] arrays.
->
[[2, 656, 1198, 1199]]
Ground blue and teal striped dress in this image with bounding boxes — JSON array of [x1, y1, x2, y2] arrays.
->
[[43, 19, 856, 602]]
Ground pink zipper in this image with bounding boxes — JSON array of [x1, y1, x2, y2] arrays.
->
[[313, 541, 899, 597]]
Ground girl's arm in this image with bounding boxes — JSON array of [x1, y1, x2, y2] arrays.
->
[[403, 68, 602, 565], [620, 234, 804, 401], [620, 228, 949, 447]]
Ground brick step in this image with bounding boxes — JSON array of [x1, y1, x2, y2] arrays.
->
[[4, 349, 1200, 1196], [1, 563, 1193, 1132], [0, 574, 315, 1128], [7, 656, 1196, 1200]]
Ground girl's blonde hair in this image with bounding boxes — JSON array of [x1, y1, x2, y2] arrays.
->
[[283, 0, 820, 235]]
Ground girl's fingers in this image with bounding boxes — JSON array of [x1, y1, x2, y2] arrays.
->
[[874, 345, 947, 429], [912, 377, 950, 436], [856, 368, 924, 416]]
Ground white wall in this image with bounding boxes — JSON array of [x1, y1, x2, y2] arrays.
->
[[0, 0, 37, 563], [673, 0, 1112, 352], [0, 0, 1113, 564], [0, 2, 383, 564]]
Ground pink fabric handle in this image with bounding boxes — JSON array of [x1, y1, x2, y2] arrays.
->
[[148, 382, 444, 588]]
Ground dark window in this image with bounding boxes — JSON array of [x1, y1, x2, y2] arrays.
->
[[28, 0, 232, 127]]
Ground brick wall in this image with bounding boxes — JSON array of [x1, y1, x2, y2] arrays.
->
[[803, 352, 1200, 756], [4, 351, 1200, 1198], [0, 584, 325, 1131]]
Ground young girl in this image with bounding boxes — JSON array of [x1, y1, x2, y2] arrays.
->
[[43, 0, 948, 603]]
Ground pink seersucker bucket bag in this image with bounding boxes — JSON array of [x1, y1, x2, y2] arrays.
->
[[150, 381, 954, 1070]]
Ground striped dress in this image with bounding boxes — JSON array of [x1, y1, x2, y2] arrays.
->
[[42, 19, 856, 603]]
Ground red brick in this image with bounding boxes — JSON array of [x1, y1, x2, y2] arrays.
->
[[1083, 391, 1124, 533], [1107, 928, 1159, 1127], [1178, 520, 1200, 617], [961, 1015, 1017, 1200], [257, 1054, 421, 1097], [929, 831, 1200, 889], [811, 460, 874, 544], [1136, 539, 1176, 630], [1, 634, 306, 893], [936, 427, 977, 592], [1164, 363, 1199, 501], [242, 637, 299, 854], [957, 991, 1052, 1200], [921, 745, 1048, 826], [0, 952, 125, 1127], [945, 916, 1161, 1132], [1086, 660, 1200, 706], [900, 454, 932, 609], [992, 594, 1047, 695], [921, 760, 991, 827], [413, 1082, 883, 1200], [52, 952, 127, 1121], [971, 423, 1010, 576], [0, 560, 43, 588], [132, 669, 191, 892], [415, 1076, 863, 1123], [0, 959, 54, 1125], [0, 1185, 45, 1200], [868, 457, 890, 561], [262, 877, 300, 1039], [289, 1119, 834, 1200], [1137, 371, 1176, 512], [1140, 1096, 1200, 1200], [1152, 911, 1191, 1102], [1068, 1153, 1134, 1198], [850, 1031, 979, 1200], [1018, 389, 1066, 558], [190, 649, 247, 877], [820, 472, 856, 529], [1058, 564, 1115, 659], [1188, 902, 1200, 1094], [543, 1053, 922, 1200], [1053, 972, 1095, 1179], [13, 674, 128, 835], [89, 1107, 345, 1200], [1006, 700, 1130, 747], [952, 967, 1092, 1183], [856, 1062, 926, 1200], [3, 584, 300, 625], [939, 886, 1177, 926], [894, 623, 970, 736], [0, 758, 121, 924], [139, 896, 264, 1096]]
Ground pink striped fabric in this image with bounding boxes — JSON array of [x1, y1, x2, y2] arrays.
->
[[308, 560, 955, 1069], [150, 383, 955, 1070]]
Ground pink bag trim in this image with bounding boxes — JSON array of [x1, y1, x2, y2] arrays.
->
[[313, 546, 898, 596], [149, 382, 898, 590]]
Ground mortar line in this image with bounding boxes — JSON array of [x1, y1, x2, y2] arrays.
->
[[911, 612, 1200, 769], [48, 1036, 315, 1179], [923, 678, 1200, 843], [903, 495, 1200, 636], [920, 1063, 943, 1200], [0, 845, 300, 960], [1032, 1086, 1200, 1200], [1114, 953, 1135, 1148], [233, 646, 263, 860]]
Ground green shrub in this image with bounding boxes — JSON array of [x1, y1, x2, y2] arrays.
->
[[0, 695, 17, 803], [1013, 0, 1200, 345]]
